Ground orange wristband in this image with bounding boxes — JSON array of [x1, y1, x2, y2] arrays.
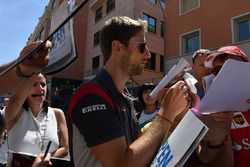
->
[[157, 112, 173, 125]]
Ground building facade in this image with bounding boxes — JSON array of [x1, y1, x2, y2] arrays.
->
[[165, 0, 250, 69], [28, 0, 166, 107], [28, 0, 87, 110], [85, 0, 166, 87]]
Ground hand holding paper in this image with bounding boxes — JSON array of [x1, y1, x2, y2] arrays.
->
[[150, 57, 197, 98], [151, 110, 208, 167], [198, 59, 250, 113]]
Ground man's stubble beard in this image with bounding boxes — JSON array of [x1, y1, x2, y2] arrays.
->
[[121, 51, 144, 77], [127, 64, 144, 76]]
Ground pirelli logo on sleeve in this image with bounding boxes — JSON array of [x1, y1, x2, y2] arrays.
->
[[82, 104, 107, 114]]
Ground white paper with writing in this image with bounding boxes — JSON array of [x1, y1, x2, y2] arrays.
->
[[151, 110, 208, 167]]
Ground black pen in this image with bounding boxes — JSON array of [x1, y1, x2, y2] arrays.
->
[[44, 141, 52, 158]]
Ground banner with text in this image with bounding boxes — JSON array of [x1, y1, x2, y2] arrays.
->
[[42, 0, 77, 75]]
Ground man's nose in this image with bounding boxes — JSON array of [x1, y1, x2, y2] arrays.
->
[[143, 48, 151, 60]]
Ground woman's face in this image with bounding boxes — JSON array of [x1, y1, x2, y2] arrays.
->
[[142, 89, 157, 106], [28, 74, 47, 104]]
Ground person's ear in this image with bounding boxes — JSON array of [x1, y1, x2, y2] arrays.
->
[[191, 64, 195, 69], [111, 40, 122, 54]]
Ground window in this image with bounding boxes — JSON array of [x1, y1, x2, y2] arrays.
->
[[39, 28, 45, 40], [145, 52, 156, 70], [160, 21, 165, 37], [160, 0, 166, 9], [149, 0, 157, 4], [92, 56, 100, 74], [94, 31, 100, 46], [106, 0, 115, 14], [180, 0, 199, 14], [95, 6, 103, 22], [143, 14, 157, 34], [160, 55, 164, 72], [181, 30, 200, 55], [232, 13, 250, 42], [51, 0, 57, 9], [239, 20, 250, 41]]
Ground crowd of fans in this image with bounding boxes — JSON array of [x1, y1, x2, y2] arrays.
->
[[0, 16, 249, 167]]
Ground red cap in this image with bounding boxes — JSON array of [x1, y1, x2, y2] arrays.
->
[[205, 46, 249, 68]]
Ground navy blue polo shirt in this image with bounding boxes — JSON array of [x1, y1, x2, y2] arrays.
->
[[70, 69, 139, 147]]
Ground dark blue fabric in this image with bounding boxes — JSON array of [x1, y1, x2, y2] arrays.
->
[[71, 69, 139, 147]]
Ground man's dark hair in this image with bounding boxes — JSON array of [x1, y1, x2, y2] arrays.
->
[[192, 49, 212, 64], [100, 16, 147, 64]]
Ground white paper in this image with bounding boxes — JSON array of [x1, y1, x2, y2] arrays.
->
[[198, 59, 250, 113], [151, 110, 208, 167], [202, 74, 215, 93], [150, 58, 191, 98], [183, 73, 197, 94]]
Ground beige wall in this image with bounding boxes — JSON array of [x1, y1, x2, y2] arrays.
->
[[166, 0, 250, 62]]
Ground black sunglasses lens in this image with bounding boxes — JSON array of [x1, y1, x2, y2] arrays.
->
[[139, 43, 146, 53]]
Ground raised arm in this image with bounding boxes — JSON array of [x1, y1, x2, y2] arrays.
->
[[53, 108, 69, 158], [0, 41, 51, 95], [5, 75, 37, 130], [90, 81, 189, 167]]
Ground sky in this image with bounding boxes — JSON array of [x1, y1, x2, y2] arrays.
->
[[0, 0, 49, 64]]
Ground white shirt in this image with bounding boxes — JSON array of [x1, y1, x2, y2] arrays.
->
[[8, 107, 59, 155]]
